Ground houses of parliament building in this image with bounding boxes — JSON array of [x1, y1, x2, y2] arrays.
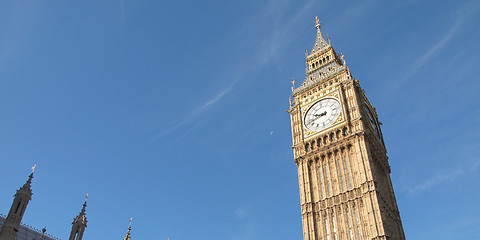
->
[[0, 166, 132, 240]]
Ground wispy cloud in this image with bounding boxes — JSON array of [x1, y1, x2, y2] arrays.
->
[[152, 0, 317, 140], [254, 0, 316, 66], [152, 76, 239, 140], [396, 1, 480, 86], [406, 158, 480, 195], [328, 0, 378, 32], [229, 201, 257, 240], [120, 0, 126, 23]]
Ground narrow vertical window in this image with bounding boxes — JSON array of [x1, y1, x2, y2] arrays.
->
[[325, 163, 332, 196], [344, 155, 353, 189], [347, 209, 354, 240], [19, 204, 25, 215], [319, 165, 325, 199], [337, 157, 346, 192], [354, 206, 362, 240], [325, 216, 330, 240], [14, 200, 22, 214], [332, 215, 338, 240]]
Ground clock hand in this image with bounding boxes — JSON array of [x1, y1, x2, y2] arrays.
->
[[306, 111, 328, 126], [313, 111, 328, 117]]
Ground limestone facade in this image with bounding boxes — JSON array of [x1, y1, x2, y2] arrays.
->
[[288, 18, 405, 240]]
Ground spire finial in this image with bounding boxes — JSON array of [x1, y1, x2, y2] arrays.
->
[[82, 193, 88, 211], [76, 193, 88, 217], [315, 16, 321, 29], [22, 165, 35, 190], [121, 218, 133, 240], [123, 218, 132, 240]]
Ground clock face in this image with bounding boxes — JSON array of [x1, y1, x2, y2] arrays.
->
[[304, 98, 342, 132], [364, 103, 381, 139]]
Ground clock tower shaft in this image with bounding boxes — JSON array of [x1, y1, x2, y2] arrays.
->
[[288, 18, 405, 240]]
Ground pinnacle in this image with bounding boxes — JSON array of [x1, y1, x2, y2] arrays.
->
[[123, 218, 132, 240], [310, 16, 330, 55], [19, 171, 34, 194], [81, 193, 88, 214], [73, 195, 88, 225]]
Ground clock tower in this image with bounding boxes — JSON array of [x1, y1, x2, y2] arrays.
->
[[288, 18, 405, 240]]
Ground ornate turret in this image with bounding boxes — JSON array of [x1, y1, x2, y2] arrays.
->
[[68, 194, 88, 240], [0, 165, 36, 240], [122, 218, 132, 240], [292, 17, 347, 97]]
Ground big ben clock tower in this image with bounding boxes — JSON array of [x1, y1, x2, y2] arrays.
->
[[288, 17, 406, 240]]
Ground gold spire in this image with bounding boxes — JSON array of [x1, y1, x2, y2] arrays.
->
[[310, 16, 329, 55], [31, 164, 37, 173], [315, 16, 321, 29], [123, 217, 132, 240]]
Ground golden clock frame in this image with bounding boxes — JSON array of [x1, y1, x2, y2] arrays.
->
[[300, 88, 347, 141]]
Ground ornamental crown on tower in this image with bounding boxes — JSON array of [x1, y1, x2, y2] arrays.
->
[[292, 17, 348, 96]]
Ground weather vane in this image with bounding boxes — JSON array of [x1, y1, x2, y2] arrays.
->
[[31, 164, 37, 173]]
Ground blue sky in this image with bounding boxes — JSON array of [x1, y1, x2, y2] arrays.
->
[[0, 0, 479, 239]]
